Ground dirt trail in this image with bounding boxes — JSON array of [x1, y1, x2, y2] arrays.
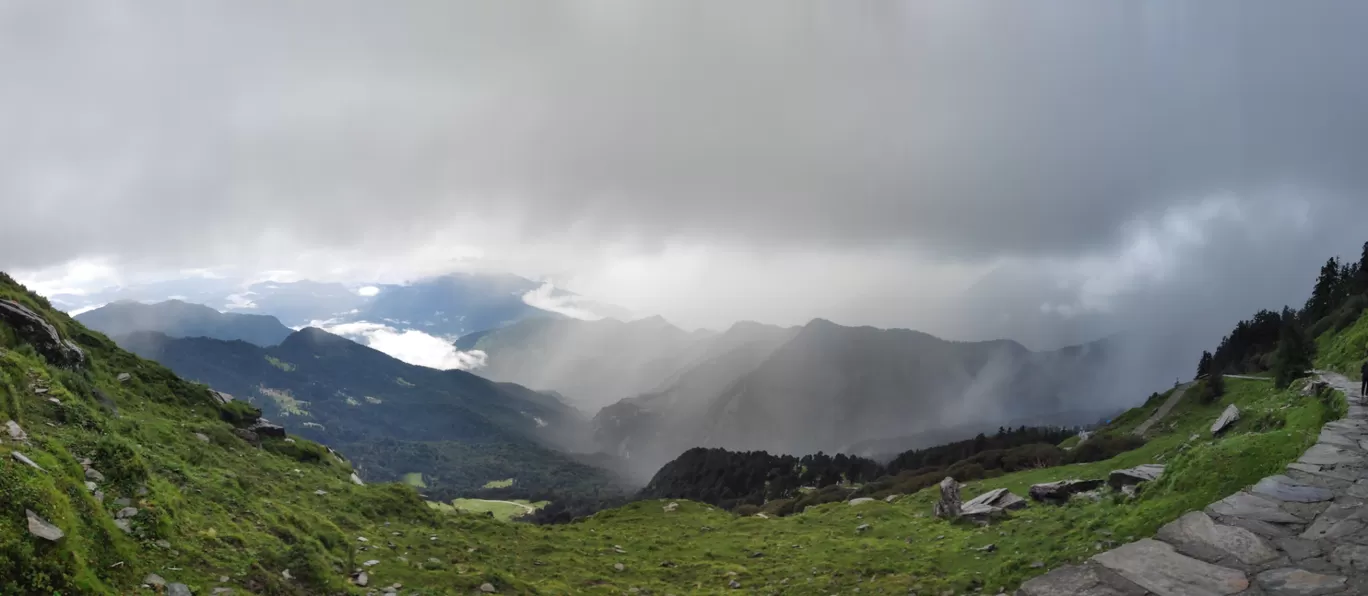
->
[[1132, 382, 1193, 436]]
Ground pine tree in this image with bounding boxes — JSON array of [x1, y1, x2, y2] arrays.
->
[[1272, 307, 1315, 389], [1304, 258, 1342, 323], [1196, 350, 1213, 379], [1355, 241, 1368, 296]]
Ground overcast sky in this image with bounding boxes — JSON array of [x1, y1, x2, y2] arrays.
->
[[4, 1, 1368, 353]]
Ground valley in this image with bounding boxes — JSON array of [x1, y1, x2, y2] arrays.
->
[[4, 243, 1368, 594]]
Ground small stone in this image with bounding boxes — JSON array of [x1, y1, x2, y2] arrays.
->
[[315, 489, 327, 495], [856, 523, 871, 533], [614, 562, 626, 571], [84, 481, 97, 492], [1254, 567, 1347, 596], [750, 551, 764, 558], [479, 582, 497, 593], [363, 559, 380, 567], [5, 420, 27, 441], [848, 497, 876, 505], [155, 539, 171, 548], [115, 507, 138, 519], [357, 536, 369, 542], [219, 576, 228, 583], [84, 467, 105, 482], [113, 497, 131, 507], [26, 509, 64, 541], [113, 519, 131, 533], [663, 502, 679, 512], [350, 472, 365, 486], [12, 451, 44, 471], [167, 583, 191, 596], [1252, 475, 1335, 503], [143, 573, 167, 587], [211, 589, 233, 595], [194, 432, 210, 443], [354, 571, 369, 587], [728, 580, 742, 589], [281, 569, 292, 580], [117, 372, 132, 382]]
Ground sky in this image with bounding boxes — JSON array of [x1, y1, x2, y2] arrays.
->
[[4, 1, 1368, 360]]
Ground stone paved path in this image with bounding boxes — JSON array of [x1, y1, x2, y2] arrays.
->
[[1134, 382, 1195, 437], [1020, 371, 1368, 596]]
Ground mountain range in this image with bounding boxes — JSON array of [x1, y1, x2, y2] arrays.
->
[[81, 287, 1153, 486], [113, 326, 620, 499]]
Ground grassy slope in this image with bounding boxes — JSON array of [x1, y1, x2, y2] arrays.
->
[[1318, 307, 1368, 379], [432, 499, 548, 521], [0, 272, 1348, 595]]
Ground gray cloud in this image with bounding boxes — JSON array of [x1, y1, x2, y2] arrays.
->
[[3, 1, 1368, 370]]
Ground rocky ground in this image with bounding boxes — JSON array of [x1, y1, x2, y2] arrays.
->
[[1020, 371, 1368, 596]]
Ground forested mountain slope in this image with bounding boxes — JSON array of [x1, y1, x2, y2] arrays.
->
[[112, 327, 620, 500]]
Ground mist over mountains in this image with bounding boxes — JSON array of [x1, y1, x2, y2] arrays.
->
[[78, 277, 1182, 486]]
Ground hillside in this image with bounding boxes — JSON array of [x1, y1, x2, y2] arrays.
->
[[111, 327, 620, 501], [76, 299, 294, 347]]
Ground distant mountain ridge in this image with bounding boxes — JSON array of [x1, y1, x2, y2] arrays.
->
[[455, 314, 721, 411], [114, 326, 620, 499], [76, 299, 293, 347]]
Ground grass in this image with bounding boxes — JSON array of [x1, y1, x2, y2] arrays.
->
[[264, 355, 296, 372], [432, 499, 548, 521], [482, 478, 515, 489], [1317, 307, 1368, 379], [402, 472, 428, 488], [258, 386, 310, 417]]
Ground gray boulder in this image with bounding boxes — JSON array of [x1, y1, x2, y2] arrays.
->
[[12, 451, 44, 471], [350, 472, 365, 486], [26, 509, 64, 541], [1029, 479, 1105, 503], [1211, 404, 1240, 435], [1108, 464, 1165, 489], [5, 420, 28, 442], [167, 583, 192, 596], [117, 372, 132, 383], [0, 299, 84, 367], [933, 476, 961, 518], [248, 420, 286, 438], [209, 389, 234, 405], [143, 573, 166, 587]]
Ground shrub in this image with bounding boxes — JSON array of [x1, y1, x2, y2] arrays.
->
[[1066, 434, 1146, 464], [733, 504, 761, 516]]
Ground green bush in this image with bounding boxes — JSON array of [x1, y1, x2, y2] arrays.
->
[[91, 434, 150, 488], [1065, 434, 1146, 464]]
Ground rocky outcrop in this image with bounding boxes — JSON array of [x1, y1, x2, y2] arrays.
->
[[1029, 479, 1105, 504], [0, 299, 84, 367], [1017, 371, 1368, 596], [961, 487, 1028, 521], [1211, 404, 1240, 435], [1108, 464, 1165, 489], [933, 476, 961, 519]]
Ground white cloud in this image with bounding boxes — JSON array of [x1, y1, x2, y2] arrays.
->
[[356, 285, 380, 297], [312, 320, 487, 371], [67, 303, 106, 317], [223, 292, 258, 310], [521, 282, 605, 321]]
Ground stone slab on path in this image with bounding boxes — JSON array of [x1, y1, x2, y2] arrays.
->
[[1156, 511, 1279, 565], [1016, 564, 1147, 596], [1253, 475, 1337, 503], [1091, 539, 1249, 595]]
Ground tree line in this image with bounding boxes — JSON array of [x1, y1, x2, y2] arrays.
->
[[1196, 240, 1368, 388]]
